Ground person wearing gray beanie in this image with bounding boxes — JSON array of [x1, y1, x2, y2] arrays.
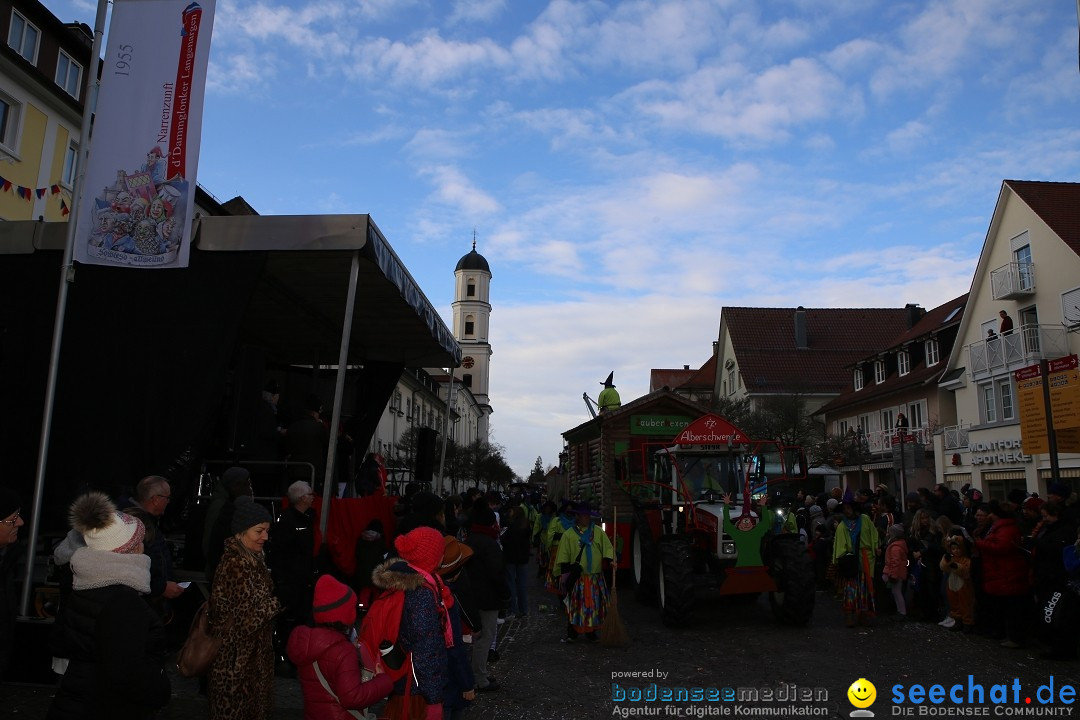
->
[[231, 496, 272, 537]]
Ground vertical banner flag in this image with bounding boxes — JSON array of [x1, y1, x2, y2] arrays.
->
[[74, 0, 215, 268]]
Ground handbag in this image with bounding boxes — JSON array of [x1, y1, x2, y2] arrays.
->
[[559, 542, 587, 597], [837, 552, 859, 580], [176, 600, 227, 678]]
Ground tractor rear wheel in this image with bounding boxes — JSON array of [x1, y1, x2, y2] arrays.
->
[[630, 519, 658, 605], [767, 534, 815, 625], [658, 537, 696, 627]]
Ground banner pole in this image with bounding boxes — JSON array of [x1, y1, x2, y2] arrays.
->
[[19, 0, 109, 618]]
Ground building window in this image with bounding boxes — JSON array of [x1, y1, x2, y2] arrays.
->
[[854, 368, 864, 391], [838, 419, 850, 437], [999, 379, 1014, 421], [925, 339, 940, 366], [880, 408, 895, 432], [464, 318, 474, 336], [0, 93, 21, 153], [909, 401, 925, 429], [56, 50, 82, 99], [8, 11, 39, 63], [467, 280, 475, 297], [462, 373, 472, 389], [1014, 244, 1033, 291], [727, 369, 735, 395], [981, 384, 997, 423], [62, 140, 78, 187], [874, 360, 886, 384], [898, 350, 910, 376]]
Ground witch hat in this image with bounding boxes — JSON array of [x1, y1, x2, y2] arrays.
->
[[601, 372, 615, 387]]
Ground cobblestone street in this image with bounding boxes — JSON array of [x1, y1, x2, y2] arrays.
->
[[5, 571, 1080, 719]]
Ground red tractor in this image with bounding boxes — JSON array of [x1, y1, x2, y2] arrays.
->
[[619, 414, 816, 627]]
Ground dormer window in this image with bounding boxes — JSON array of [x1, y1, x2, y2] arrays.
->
[[854, 368, 864, 391], [8, 11, 39, 63], [56, 50, 82, 99], [874, 360, 886, 385], [925, 339, 940, 366], [898, 350, 910, 376]]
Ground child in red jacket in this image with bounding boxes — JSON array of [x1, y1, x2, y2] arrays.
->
[[288, 575, 393, 720], [882, 524, 909, 616]]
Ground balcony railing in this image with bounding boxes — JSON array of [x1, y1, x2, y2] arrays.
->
[[863, 426, 931, 454], [967, 323, 1069, 378], [990, 262, 1035, 299], [943, 424, 969, 450]]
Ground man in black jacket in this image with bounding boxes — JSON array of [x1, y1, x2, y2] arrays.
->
[[0, 486, 23, 681], [464, 505, 508, 692]]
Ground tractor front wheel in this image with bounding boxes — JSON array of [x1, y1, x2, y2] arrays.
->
[[630, 517, 658, 605], [658, 537, 696, 627], [767, 534, 815, 625]]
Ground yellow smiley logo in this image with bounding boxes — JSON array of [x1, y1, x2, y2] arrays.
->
[[847, 678, 876, 709]]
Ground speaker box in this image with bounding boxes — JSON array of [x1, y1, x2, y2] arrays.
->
[[414, 427, 438, 484]]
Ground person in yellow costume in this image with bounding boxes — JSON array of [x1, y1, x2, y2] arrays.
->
[[555, 502, 614, 642], [598, 372, 621, 413], [832, 499, 879, 627]]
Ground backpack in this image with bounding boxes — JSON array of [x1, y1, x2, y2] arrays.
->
[[357, 587, 412, 684]]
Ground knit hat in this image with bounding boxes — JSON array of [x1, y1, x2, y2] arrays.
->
[[312, 574, 356, 626], [222, 466, 252, 496], [886, 524, 905, 542], [1023, 496, 1045, 512], [808, 504, 823, 519], [394, 526, 445, 573], [438, 536, 474, 577], [826, 498, 839, 512], [70, 492, 145, 554], [1007, 488, 1027, 507], [231, 496, 272, 535], [0, 485, 20, 520]]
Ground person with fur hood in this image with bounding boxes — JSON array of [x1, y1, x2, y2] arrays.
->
[[881, 524, 909, 617], [368, 526, 452, 720], [288, 575, 393, 719], [47, 492, 171, 720]]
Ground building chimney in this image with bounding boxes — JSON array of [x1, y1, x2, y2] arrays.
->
[[905, 303, 925, 329], [794, 306, 808, 349], [684, 365, 690, 370]]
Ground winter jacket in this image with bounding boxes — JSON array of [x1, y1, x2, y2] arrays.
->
[[287, 625, 393, 720], [975, 517, 1030, 597], [209, 536, 281, 720], [46, 549, 169, 720], [883, 539, 909, 581], [1033, 519, 1077, 594], [464, 532, 509, 611], [371, 559, 448, 705], [500, 514, 533, 566]]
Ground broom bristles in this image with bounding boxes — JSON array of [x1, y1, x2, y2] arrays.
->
[[600, 587, 630, 647]]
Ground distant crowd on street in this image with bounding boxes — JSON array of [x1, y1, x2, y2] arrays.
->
[[797, 479, 1080, 662]]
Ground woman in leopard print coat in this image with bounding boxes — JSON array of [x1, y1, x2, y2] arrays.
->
[[209, 497, 281, 720]]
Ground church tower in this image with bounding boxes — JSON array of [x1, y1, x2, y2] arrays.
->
[[452, 235, 492, 440]]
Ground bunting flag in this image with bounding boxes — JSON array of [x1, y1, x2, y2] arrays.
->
[[61, 198, 69, 216], [0, 174, 68, 201], [74, 0, 215, 269]]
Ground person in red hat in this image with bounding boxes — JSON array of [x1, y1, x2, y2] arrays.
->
[[288, 575, 393, 719], [371, 526, 453, 720]]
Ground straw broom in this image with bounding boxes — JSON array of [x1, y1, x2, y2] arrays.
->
[[600, 506, 630, 647]]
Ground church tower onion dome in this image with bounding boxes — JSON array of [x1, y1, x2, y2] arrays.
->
[[455, 246, 491, 274]]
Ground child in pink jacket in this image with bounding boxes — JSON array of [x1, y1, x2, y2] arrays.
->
[[882, 524, 910, 616]]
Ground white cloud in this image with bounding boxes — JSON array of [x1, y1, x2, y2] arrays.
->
[[449, 0, 507, 25], [419, 165, 502, 215]]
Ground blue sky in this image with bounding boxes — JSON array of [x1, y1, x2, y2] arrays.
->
[[51, 0, 1080, 477]]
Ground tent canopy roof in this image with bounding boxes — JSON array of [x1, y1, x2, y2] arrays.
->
[[0, 214, 461, 369]]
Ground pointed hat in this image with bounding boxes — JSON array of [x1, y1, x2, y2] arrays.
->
[[601, 371, 615, 387]]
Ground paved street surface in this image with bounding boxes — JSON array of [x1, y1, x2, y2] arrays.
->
[[5, 576, 1080, 719]]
